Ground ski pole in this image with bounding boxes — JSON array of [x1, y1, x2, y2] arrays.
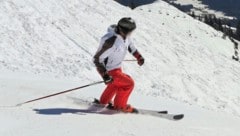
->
[[16, 81, 104, 106], [124, 59, 137, 62]]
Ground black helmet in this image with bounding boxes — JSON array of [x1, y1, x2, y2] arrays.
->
[[117, 17, 136, 34]]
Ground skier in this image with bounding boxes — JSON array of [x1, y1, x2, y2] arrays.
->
[[93, 17, 144, 113]]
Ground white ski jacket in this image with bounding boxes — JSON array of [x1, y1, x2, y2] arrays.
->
[[93, 25, 138, 72]]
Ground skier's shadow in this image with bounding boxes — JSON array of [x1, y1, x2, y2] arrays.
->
[[33, 106, 117, 116], [33, 108, 93, 115]]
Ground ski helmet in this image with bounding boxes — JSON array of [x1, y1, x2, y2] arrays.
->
[[117, 17, 136, 34]]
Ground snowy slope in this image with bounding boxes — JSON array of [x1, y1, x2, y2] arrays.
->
[[1, 72, 240, 136], [0, 0, 240, 135]]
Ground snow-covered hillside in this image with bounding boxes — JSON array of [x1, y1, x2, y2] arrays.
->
[[0, 0, 240, 135], [172, 0, 240, 20]]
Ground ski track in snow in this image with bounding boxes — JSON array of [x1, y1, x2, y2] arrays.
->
[[0, 0, 240, 135]]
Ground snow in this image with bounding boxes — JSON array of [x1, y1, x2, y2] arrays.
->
[[1, 72, 240, 136], [172, 0, 237, 19], [0, 0, 240, 135]]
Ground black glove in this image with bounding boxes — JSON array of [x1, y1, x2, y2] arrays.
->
[[133, 50, 144, 66], [103, 74, 113, 84], [137, 56, 144, 66]]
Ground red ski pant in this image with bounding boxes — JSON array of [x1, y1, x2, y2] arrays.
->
[[100, 68, 134, 108]]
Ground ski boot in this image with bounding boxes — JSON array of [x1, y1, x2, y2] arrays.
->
[[114, 104, 139, 113], [93, 98, 113, 108]]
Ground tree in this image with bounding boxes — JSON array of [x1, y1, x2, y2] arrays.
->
[[229, 29, 234, 37], [204, 15, 209, 24], [208, 17, 214, 26], [217, 18, 223, 31], [191, 11, 196, 18], [213, 15, 217, 23], [236, 20, 240, 40], [225, 22, 233, 37], [212, 15, 218, 29]]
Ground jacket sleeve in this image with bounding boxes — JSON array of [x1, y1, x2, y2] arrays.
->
[[93, 36, 117, 76], [128, 38, 142, 60], [128, 39, 143, 59], [128, 39, 137, 54]]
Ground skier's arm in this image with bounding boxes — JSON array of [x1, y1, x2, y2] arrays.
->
[[93, 36, 116, 83], [128, 40, 145, 66]]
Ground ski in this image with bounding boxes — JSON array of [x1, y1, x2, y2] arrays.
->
[[136, 109, 184, 120], [109, 108, 183, 121], [104, 102, 184, 121], [68, 97, 184, 120]]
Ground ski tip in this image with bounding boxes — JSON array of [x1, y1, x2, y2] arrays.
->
[[173, 114, 184, 120]]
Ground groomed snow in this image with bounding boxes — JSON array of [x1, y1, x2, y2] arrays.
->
[[0, 0, 240, 135], [1, 72, 240, 136]]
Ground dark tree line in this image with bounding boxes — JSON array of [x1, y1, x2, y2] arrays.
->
[[203, 14, 224, 32], [189, 12, 240, 41]]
